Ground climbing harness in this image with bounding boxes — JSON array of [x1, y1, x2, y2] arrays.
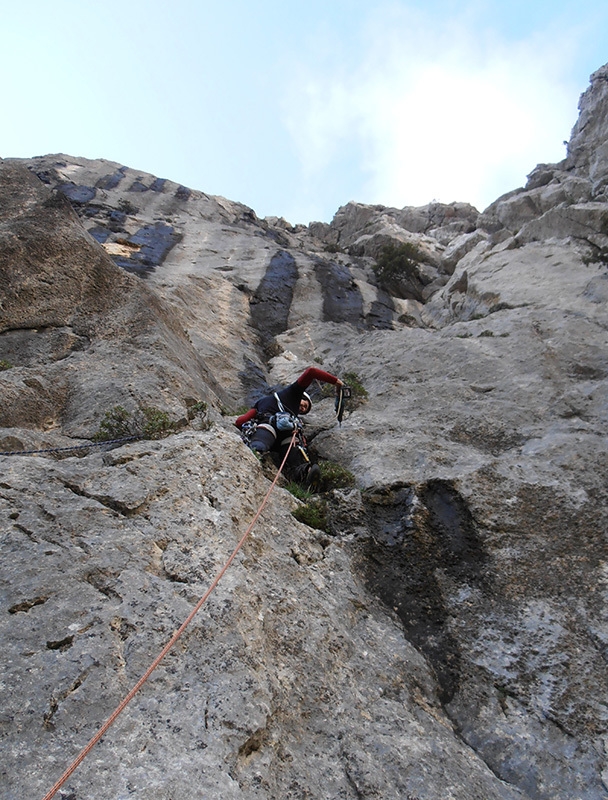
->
[[0, 436, 140, 457], [335, 385, 352, 426], [40, 429, 299, 800]]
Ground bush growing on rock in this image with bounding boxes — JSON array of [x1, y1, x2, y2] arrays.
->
[[373, 241, 429, 301], [318, 460, 356, 490], [321, 371, 368, 413], [292, 498, 328, 532], [374, 241, 424, 282], [342, 371, 368, 402], [92, 405, 174, 442]]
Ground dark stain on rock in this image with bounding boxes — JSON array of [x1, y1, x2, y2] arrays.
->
[[57, 184, 97, 204], [108, 210, 127, 231], [128, 178, 149, 193], [314, 258, 364, 326], [357, 480, 487, 703], [96, 167, 127, 190], [112, 222, 182, 276], [89, 226, 111, 243], [366, 289, 395, 329], [150, 177, 166, 192], [175, 185, 191, 201], [250, 250, 298, 347], [239, 357, 271, 406]]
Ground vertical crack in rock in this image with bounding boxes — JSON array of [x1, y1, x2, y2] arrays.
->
[[313, 257, 364, 326], [357, 480, 487, 704], [249, 250, 298, 355]]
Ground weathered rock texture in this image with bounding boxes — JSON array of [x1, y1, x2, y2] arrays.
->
[[1, 64, 608, 800]]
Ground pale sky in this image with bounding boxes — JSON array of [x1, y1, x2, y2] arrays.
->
[[2, 1, 607, 224]]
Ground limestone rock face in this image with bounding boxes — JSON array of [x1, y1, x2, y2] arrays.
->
[[2, 64, 608, 800], [566, 64, 608, 195], [0, 162, 228, 439]]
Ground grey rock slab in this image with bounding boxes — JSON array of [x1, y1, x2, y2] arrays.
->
[[4, 61, 608, 800], [1, 429, 523, 800]]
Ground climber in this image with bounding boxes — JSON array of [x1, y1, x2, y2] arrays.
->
[[235, 366, 343, 487]]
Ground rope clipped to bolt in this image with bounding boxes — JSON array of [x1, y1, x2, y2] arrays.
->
[[40, 429, 298, 800]]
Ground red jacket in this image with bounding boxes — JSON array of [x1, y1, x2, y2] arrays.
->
[[235, 367, 339, 428]]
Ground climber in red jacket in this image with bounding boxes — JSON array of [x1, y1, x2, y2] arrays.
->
[[235, 366, 343, 486]]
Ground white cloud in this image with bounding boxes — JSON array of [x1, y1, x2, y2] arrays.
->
[[284, 5, 581, 213]]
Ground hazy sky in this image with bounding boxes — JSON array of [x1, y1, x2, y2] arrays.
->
[[3, 1, 607, 224]]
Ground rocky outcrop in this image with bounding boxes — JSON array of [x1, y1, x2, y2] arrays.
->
[[566, 64, 608, 195], [475, 65, 608, 251], [0, 162, 229, 441], [2, 63, 608, 800]]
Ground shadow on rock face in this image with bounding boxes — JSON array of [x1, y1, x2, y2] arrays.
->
[[250, 250, 298, 352], [356, 479, 488, 704], [314, 257, 365, 327]]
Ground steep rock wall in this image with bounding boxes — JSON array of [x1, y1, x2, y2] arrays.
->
[[1, 63, 608, 800]]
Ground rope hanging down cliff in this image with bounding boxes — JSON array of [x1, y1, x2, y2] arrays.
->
[[40, 428, 298, 800]]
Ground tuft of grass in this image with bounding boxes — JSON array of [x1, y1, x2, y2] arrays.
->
[[92, 406, 132, 441], [318, 460, 355, 490], [292, 499, 328, 532], [186, 400, 212, 431], [285, 482, 315, 502], [0, 360, 13, 371]]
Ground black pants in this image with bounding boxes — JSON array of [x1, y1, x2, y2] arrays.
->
[[249, 424, 310, 482]]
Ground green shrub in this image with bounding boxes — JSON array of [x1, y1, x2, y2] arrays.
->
[[186, 400, 207, 418], [342, 371, 368, 401], [92, 406, 133, 441], [292, 499, 328, 532], [373, 242, 424, 285], [186, 400, 212, 431], [92, 405, 174, 442], [140, 407, 173, 439], [0, 360, 13, 371], [318, 460, 356, 490], [320, 370, 368, 414]]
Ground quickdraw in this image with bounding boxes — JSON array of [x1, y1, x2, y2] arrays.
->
[[335, 385, 352, 426]]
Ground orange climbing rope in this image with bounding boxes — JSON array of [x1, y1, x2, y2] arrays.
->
[[41, 430, 298, 800]]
